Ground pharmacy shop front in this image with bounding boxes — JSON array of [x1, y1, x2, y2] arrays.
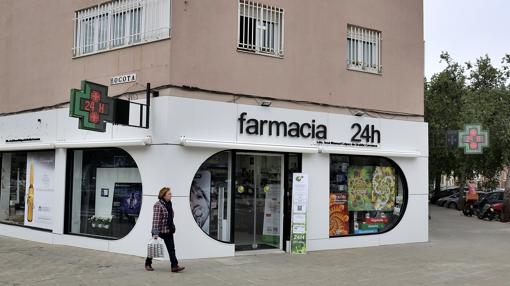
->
[[0, 96, 428, 259]]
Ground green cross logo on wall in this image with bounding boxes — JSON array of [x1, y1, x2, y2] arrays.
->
[[69, 81, 114, 132], [458, 124, 489, 154]]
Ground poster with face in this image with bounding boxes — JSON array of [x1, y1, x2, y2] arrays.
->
[[24, 152, 55, 229], [190, 171, 211, 234], [113, 183, 142, 217]]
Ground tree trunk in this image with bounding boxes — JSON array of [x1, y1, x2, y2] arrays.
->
[[430, 174, 441, 220], [458, 174, 465, 210], [434, 174, 441, 193], [502, 173, 510, 222]]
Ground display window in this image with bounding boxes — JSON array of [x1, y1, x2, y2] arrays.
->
[[66, 148, 142, 239], [329, 155, 407, 237], [190, 151, 232, 243], [0, 151, 55, 230]]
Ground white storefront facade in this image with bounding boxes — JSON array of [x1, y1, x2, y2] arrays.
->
[[0, 95, 428, 259]]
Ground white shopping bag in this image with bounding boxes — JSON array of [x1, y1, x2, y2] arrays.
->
[[147, 238, 165, 258]]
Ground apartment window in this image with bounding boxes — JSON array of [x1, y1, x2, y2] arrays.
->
[[73, 0, 171, 57], [347, 25, 382, 74], [238, 0, 284, 57]]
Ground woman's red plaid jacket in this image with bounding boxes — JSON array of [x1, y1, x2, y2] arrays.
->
[[151, 201, 174, 235]]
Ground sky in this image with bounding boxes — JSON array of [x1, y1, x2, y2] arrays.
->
[[424, 0, 510, 79]]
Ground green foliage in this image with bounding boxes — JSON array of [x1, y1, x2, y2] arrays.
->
[[426, 52, 467, 188], [426, 52, 510, 189]]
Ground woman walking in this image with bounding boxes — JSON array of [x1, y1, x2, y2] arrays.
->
[[145, 187, 185, 273]]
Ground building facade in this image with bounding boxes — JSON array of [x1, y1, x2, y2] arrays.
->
[[0, 0, 426, 259]]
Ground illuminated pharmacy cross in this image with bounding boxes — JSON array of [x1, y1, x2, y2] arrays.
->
[[83, 90, 109, 124], [459, 125, 488, 154], [69, 80, 114, 132]]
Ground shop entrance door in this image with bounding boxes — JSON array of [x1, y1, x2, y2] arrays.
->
[[234, 153, 284, 251]]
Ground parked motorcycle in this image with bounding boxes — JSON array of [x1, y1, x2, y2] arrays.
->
[[462, 201, 476, 217], [477, 202, 503, 221]]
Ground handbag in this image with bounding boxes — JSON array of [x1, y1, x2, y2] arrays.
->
[[147, 238, 165, 258]]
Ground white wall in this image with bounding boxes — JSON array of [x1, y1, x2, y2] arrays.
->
[[71, 150, 83, 233], [302, 153, 330, 241], [53, 148, 67, 234], [0, 153, 12, 220]]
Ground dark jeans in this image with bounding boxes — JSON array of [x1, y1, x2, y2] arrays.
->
[[145, 232, 178, 268]]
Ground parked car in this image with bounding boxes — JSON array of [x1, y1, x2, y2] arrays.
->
[[478, 202, 503, 221], [459, 190, 492, 205], [457, 190, 490, 215], [438, 193, 462, 209], [435, 195, 448, 207], [437, 189, 489, 211], [474, 191, 504, 216], [429, 187, 462, 204]]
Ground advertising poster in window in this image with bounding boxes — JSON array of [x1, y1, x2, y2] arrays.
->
[[329, 192, 349, 236], [347, 166, 374, 211], [371, 167, 397, 211], [191, 171, 211, 234], [112, 183, 142, 219], [262, 184, 281, 245], [24, 152, 55, 229], [291, 173, 308, 254]]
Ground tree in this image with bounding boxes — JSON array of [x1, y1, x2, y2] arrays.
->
[[464, 55, 510, 221], [425, 52, 466, 192], [426, 53, 510, 221]]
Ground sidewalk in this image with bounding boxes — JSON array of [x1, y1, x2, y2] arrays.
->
[[1, 206, 510, 286]]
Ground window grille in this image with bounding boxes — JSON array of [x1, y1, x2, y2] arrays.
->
[[73, 0, 170, 57], [347, 25, 382, 74], [238, 0, 284, 57]]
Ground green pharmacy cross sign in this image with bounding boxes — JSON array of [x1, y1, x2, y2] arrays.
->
[[70, 81, 114, 132], [458, 124, 489, 154]]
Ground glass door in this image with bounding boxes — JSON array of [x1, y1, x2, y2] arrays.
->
[[234, 153, 283, 251]]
